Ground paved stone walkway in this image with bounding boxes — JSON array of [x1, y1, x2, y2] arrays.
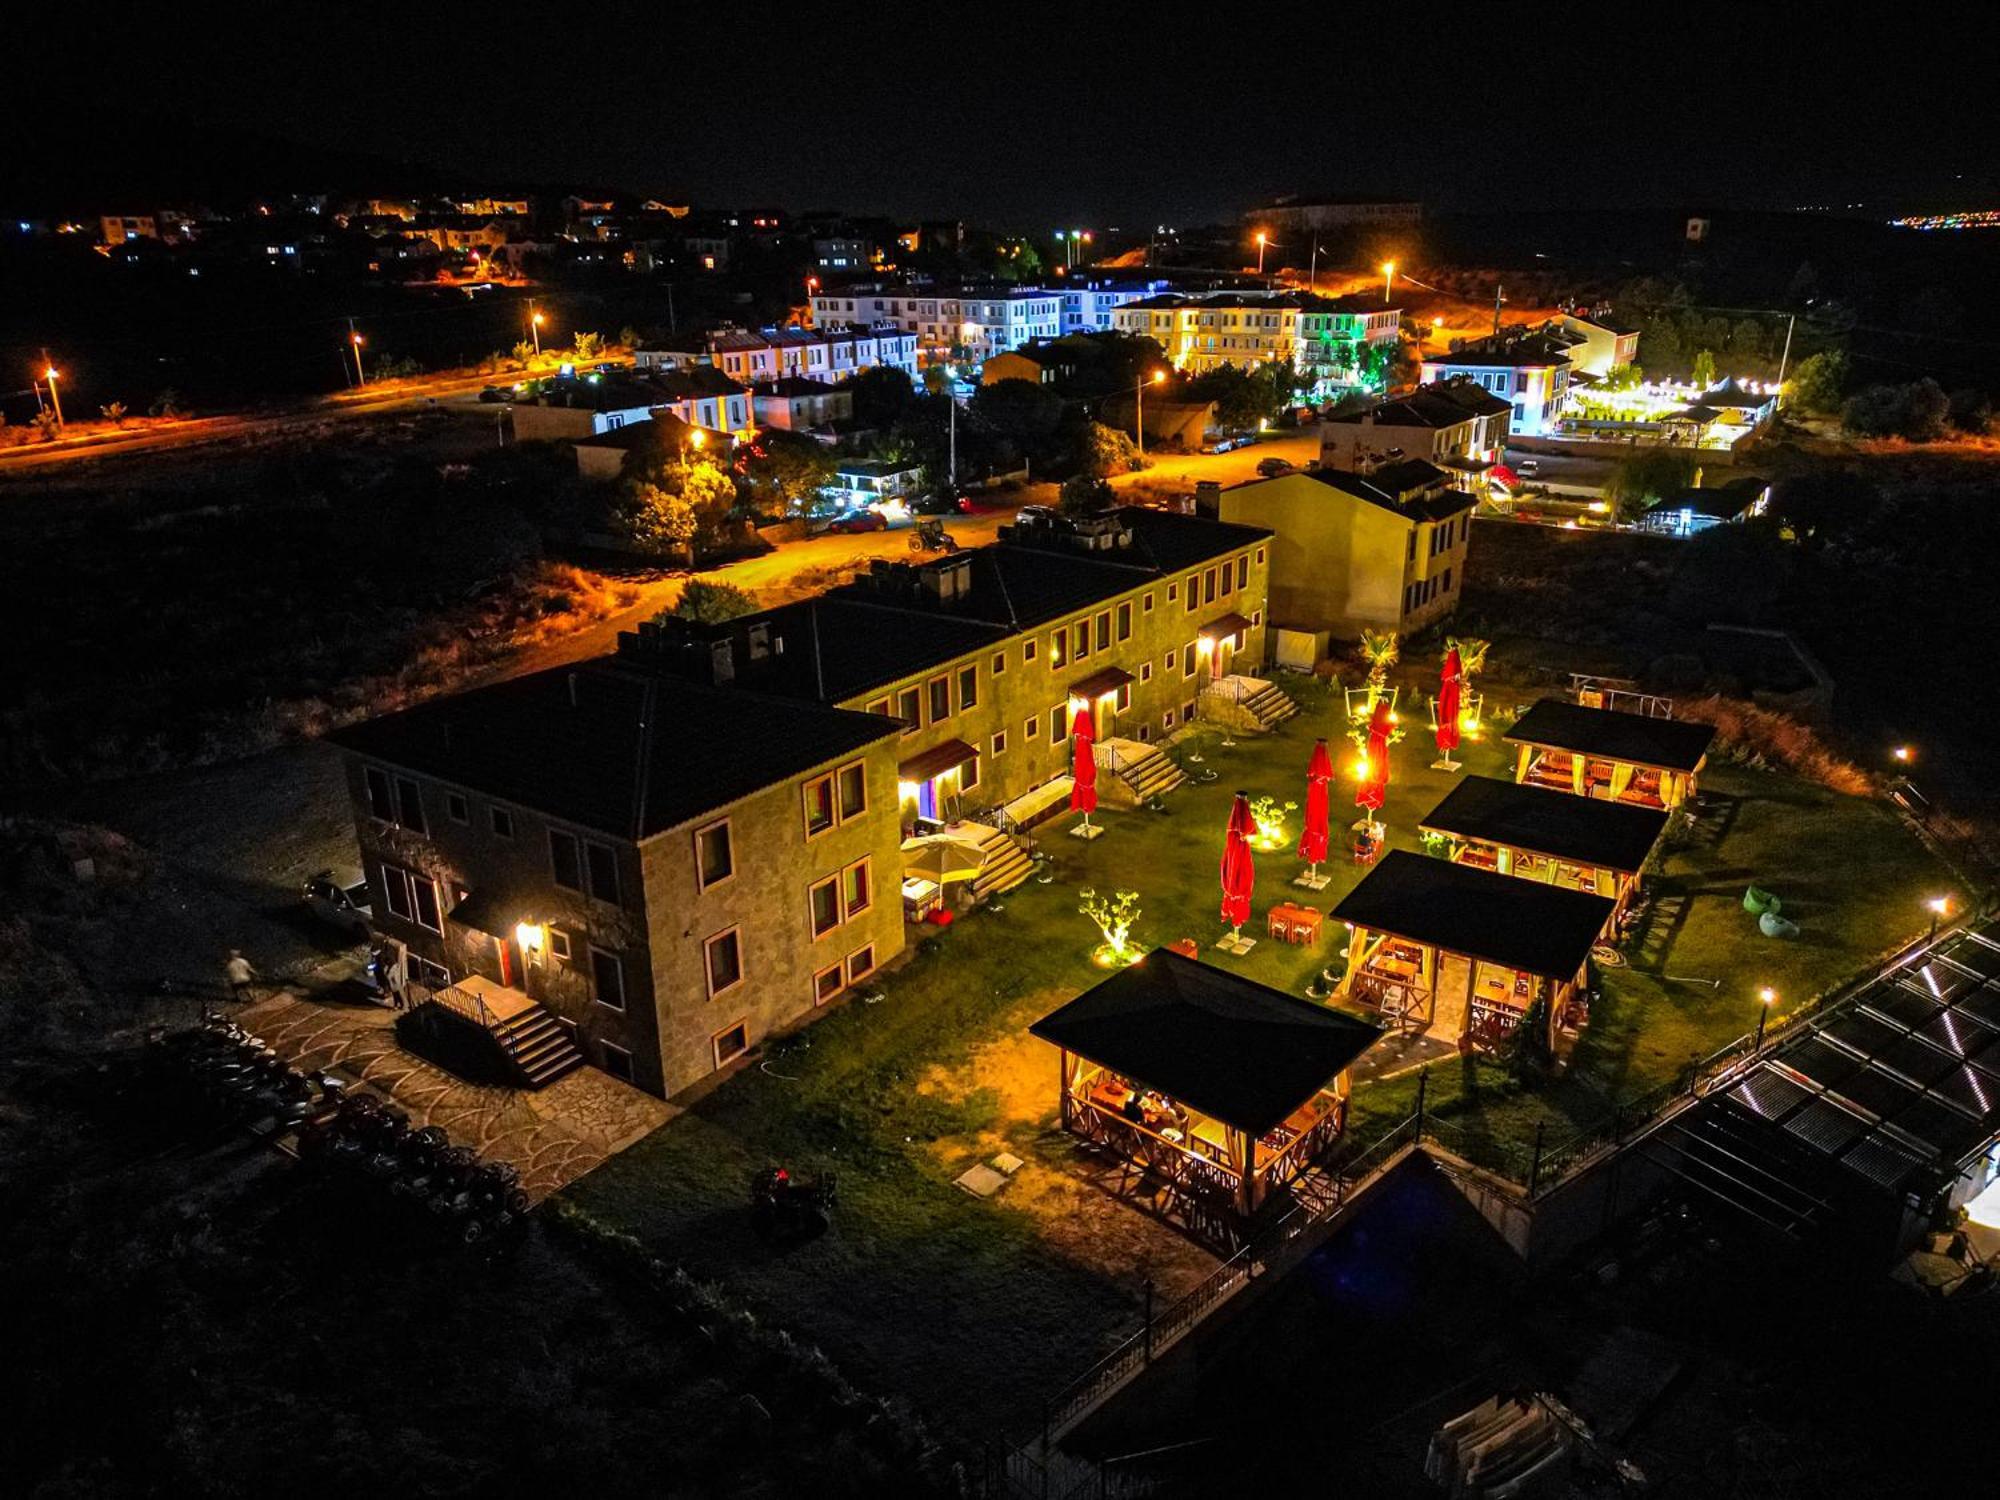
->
[[240, 993, 673, 1202]]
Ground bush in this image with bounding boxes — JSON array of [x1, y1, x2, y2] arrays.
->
[[1678, 695, 1872, 796], [665, 579, 759, 624], [1058, 473, 1114, 516], [1841, 378, 1950, 442]]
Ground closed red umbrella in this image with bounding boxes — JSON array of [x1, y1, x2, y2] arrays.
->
[[1355, 699, 1392, 814], [1297, 738, 1333, 882], [1220, 791, 1256, 945], [1435, 647, 1463, 766], [1070, 701, 1099, 832]]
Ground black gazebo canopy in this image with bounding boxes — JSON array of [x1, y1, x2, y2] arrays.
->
[[1504, 699, 1716, 774], [1031, 951, 1383, 1136], [1332, 851, 1615, 980], [1420, 776, 1668, 875]]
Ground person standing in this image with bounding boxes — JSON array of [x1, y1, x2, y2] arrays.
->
[[224, 949, 257, 1003]]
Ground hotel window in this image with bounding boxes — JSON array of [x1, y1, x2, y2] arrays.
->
[[590, 947, 626, 1010], [1253, 609, 1263, 627], [1116, 601, 1132, 641], [1164, 647, 1176, 672], [600, 1042, 634, 1083], [695, 819, 734, 889], [897, 686, 921, 733], [1256, 547, 1265, 566], [928, 675, 951, 723], [1116, 683, 1131, 711], [1220, 565, 1233, 598], [958, 664, 978, 712], [961, 754, 980, 792], [1184, 575, 1199, 612], [1095, 611, 1111, 652], [704, 928, 743, 997], [866, 696, 891, 717], [842, 857, 872, 918], [847, 945, 877, 984], [1140, 661, 1152, 683], [1203, 568, 1218, 605], [445, 791, 469, 824], [1182, 701, 1197, 724], [1236, 556, 1248, 590], [712, 1020, 750, 1068], [549, 829, 583, 891], [1026, 716, 1040, 741], [813, 964, 845, 1006], [1049, 629, 1067, 669], [363, 767, 395, 821], [837, 761, 867, 821], [395, 776, 426, 833], [489, 806, 514, 840], [992, 650, 1007, 676], [1161, 710, 1175, 732], [1167, 582, 1178, 602], [1073, 622, 1089, 660], [991, 730, 1008, 757], [809, 876, 841, 937], [548, 927, 572, 963], [1183, 643, 1198, 678], [803, 774, 835, 838], [1051, 703, 1070, 742], [585, 842, 620, 905], [1142, 590, 1155, 613]]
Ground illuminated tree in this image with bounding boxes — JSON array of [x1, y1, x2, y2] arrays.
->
[[1691, 348, 1717, 389], [1249, 796, 1297, 851], [1359, 628, 1400, 706], [1079, 887, 1142, 965]]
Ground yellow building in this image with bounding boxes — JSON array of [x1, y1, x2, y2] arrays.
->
[[1216, 460, 1473, 645]]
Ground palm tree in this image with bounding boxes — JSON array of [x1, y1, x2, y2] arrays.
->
[[1359, 628, 1400, 710], [1448, 636, 1491, 680]]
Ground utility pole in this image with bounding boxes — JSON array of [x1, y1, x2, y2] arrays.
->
[[1309, 234, 1320, 294], [347, 318, 366, 386], [947, 391, 957, 487], [1774, 313, 1797, 404], [1492, 285, 1506, 337]]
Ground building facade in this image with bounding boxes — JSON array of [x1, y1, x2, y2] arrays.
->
[[1320, 381, 1513, 474], [1112, 292, 1401, 396], [809, 286, 1063, 361], [1419, 330, 1576, 437], [634, 323, 919, 385]]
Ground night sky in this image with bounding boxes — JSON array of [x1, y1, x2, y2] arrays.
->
[[8, 4, 1993, 224]]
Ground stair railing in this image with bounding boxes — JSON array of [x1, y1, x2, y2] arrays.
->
[[431, 982, 519, 1058]]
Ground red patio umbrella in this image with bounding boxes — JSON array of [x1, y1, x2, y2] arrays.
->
[[1490, 463, 1520, 488], [1435, 647, 1463, 768], [1070, 701, 1098, 832], [1355, 699, 1392, 814], [1219, 791, 1256, 946], [1297, 738, 1333, 881]]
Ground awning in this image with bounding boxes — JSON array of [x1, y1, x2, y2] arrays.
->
[[1068, 666, 1135, 700], [448, 885, 532, 938], [1200, 611, 1253, 644], [1002, 775, 1074, 828], [899, 737, 979, 784]]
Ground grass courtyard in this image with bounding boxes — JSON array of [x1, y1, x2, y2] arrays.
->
[[563, 667, 1957, 1438]]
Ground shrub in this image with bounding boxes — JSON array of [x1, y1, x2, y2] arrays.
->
[[1678, 695, 1872, 795]]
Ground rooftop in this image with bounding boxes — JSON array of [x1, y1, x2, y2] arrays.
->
[[1231, 463, 1473, 524], [1505, 700, 1718, 774], [1029, 951, 1383, 1136], [1325, 381, 1512, 428], [330, 659, 899, 840], [1330, 851, 1616, 979], [1419, 776, 1670, 875]]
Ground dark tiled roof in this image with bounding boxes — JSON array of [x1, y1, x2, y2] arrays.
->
[[1248, 464, 1473, 525], [1661, 480, 1767, 519], [646, 366, 747, 400], [1697, 379, 1774, 410], [1325, 381, 1514, 429], [1505, 700, 1717, 774], [1331, 851, 1615, 979], [751, 377, 840, 398], [329, 659, 897, 840], [717, 597, 1008, 703], [1419, 777, 1669, 875], [1030, 951, 1384, 1135]]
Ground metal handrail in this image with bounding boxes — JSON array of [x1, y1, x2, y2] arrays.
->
[[428, 981, 518, 1056]]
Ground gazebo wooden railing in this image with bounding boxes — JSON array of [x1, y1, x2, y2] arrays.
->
[[1066, 1086, 1349, 1216]]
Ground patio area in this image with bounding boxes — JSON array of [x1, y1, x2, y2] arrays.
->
[[239, 990, 671, 1201]]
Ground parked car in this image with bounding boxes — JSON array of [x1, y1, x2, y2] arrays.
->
[[825, 509, 888, 534], [303, 868, 373, 938], [1517, 457, 1540, 476], [1255, 456, 1295, 478], [476, 386, 510, 403]]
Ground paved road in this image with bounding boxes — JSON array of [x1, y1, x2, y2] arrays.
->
[[1112, 434, 1320, 491]]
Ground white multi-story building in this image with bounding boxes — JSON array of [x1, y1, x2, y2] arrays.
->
[[633, 324, 919, 386], [1058, 279, 1171, 334], [810, 286, 1062, 360], [1419, 329, 1578, 438]]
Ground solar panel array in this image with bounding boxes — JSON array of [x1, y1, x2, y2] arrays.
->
[[1722, 928, 2000, 1194]]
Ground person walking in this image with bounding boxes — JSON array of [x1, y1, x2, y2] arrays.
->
[[224, 949, 257, 1004]]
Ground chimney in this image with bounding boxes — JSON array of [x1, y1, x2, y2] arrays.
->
[[1194, 480, 1221, 518]]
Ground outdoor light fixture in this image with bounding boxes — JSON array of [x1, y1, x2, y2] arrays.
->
[[1893, 745, 1912, 764], [1929, 897, 1951, 940], [1755, 986, 1777, 1048], [516, 921, 546, 960]]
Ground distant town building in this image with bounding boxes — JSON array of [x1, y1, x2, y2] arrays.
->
[[1057, 278, 1171, 334], [750, 377, 853, 434], [1242, 196, 1423, 232], [1419, 328, 1580, 437], [1320, 380, 1513, 478], [810, 286, 1063, 360], [1558, 310, 1642, 376], [1635, 476, 1772, 537], [1112, 291, 1400, 395], [633, 324, 918, 385]]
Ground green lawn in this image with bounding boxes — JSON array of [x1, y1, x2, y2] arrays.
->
[[564, 670, 1956, 1434]]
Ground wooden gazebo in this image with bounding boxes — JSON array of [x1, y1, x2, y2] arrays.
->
[[1031, 951, 1382, 1226], [1504, 699, 1715, 809], [1331, 851, 1614, 1053], [1419, 775, 1668, 926]]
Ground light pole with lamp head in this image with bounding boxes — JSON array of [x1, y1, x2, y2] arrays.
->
[[41, 360, 64, 427], [1136, 369, 1165, 457], [1381, 260, 1397, 305], [1755, 986, 1776, 1049], [1255, 232, 1268, 275], [529, 306, 545, 358], [349, 331, 366, 387], [1929, 897, 1950, 943]]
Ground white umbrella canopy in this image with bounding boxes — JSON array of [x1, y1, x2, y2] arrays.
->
[[901, 835, 988, 884]]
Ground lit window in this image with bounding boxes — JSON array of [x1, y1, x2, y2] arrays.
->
[[803, 774, 835, 837], [842, 858, 872, 918]]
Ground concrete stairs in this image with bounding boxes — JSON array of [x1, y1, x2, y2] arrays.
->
[[1202, 674, 1301, 734], [969, 824, 1036, 900], [496, 1007, 586, 1088], [1098, 738, 1188, 806]]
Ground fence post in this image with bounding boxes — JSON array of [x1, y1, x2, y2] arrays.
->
[[1415, 1066, 1429, 1138], [1528, 1120, 1546, 1195], [1142, 1277, 1155, 1363]]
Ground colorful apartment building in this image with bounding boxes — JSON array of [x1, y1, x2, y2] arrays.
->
[[809, 286, 1064, 360], [1112, 292, 1401, 396], [633, 323, 919, 385]]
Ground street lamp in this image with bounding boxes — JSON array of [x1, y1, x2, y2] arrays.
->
[[1255, 232, 1268, 275], [1892, 744, 1913, 765], [529, 305, 545, 358], [1929, 896, 1950, 942], [1381, 260, 1397, 304], [1136, 368, 1165, 457], [41, 363, 64, 427], [349, 332, 366, 386], [1754, 986, 1777, 1049]]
